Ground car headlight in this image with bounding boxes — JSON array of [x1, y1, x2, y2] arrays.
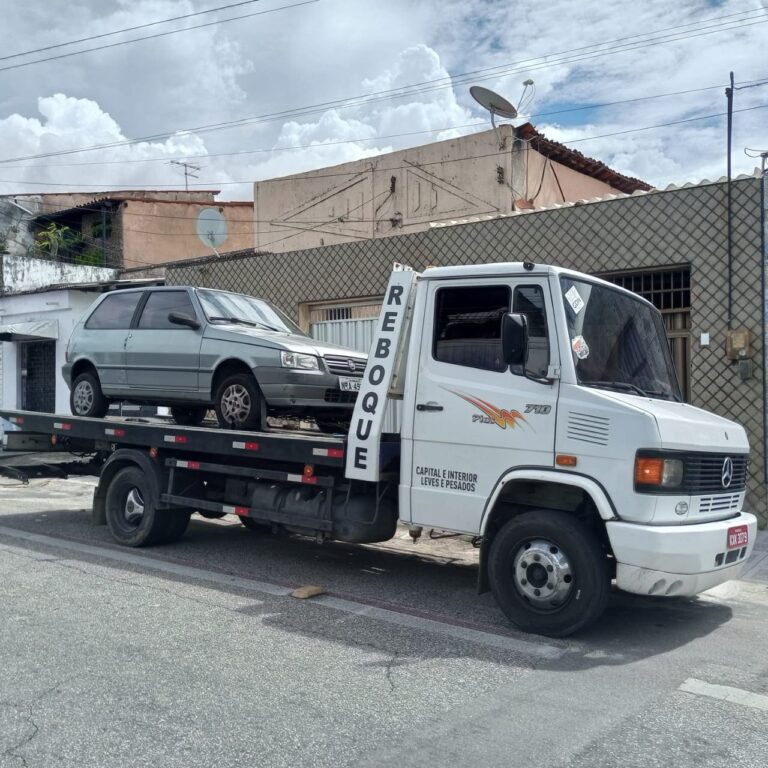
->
[[634, 455, 684, 489], [280, 351, 319, 371]]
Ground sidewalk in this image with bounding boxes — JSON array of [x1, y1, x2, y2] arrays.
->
[[742, 528, 768, 584]]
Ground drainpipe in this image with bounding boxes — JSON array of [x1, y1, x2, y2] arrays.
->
[[761, 161, 767, 488], [100, 204, 108, 267], [726, 71, 734, 330]]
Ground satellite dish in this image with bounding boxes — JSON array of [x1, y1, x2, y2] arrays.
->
[[469, 86, 518, 120], [196, 207, 228, 252]]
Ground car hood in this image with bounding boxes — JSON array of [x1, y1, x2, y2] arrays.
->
[[596, 390, 749, 453], [204, 324, 368, 359]]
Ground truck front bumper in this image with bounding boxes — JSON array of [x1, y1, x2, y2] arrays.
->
[[607, 512, 758, 597]]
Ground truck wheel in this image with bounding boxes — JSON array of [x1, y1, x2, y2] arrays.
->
[[104, 466, 170, 547], [70, 371, 109, 418], [488, 509, 610, 637], [214, 373, 263, 430], [170, 406, 208, 427], [163, 510, 192, 543]]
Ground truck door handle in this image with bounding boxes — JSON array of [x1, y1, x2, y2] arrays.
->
[[417, 402, 443, 412]]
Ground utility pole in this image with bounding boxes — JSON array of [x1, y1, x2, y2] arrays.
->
[[169, 160, 202, 191], [725, 71, 734, 330]]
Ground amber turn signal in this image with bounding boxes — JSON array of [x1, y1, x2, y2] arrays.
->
[[634, 457, 664, 486], [556, 454, 578, 467]]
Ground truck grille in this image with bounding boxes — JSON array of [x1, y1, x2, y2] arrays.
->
[[323, 355, 366, 377], [683, 453, 748, 494]]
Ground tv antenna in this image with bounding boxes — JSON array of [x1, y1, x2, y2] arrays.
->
[[169, 159, 202, 191]]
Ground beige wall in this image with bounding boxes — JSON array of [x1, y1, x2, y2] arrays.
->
[[253, 126, 627, 254], [120, 200, 254, 269]]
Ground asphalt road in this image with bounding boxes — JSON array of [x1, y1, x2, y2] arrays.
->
[[1, 461, 767, 767]]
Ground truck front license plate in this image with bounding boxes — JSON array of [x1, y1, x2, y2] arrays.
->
[[727, 524, 749, 550], [339, 377, 361, 392]]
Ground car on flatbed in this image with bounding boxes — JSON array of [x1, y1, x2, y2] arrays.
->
[[62, 286, 367, 431]]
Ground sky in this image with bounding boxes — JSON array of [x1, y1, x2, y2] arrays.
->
[[0, 0, 765, 200]]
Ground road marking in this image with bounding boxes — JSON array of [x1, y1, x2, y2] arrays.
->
[[679, 678, 768, 711], [0, 525, 567, 660]]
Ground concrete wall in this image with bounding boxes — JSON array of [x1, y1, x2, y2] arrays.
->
[[0, 289, 97, 423], [253, 125, 624, 254], [121, 200, 254, 268], [0, 253, 117, 295]]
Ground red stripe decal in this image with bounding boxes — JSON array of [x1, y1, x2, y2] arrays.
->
[[235, 506, 249, 516], [188, 461, 201, 470], [245, 442, 259, 451], [327, 448, 344, 459], [302, 476, 318, 485]]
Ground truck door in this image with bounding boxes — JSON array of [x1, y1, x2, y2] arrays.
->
[[410, 276, 559, 533]]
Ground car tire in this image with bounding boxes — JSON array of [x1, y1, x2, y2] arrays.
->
[[488, 509, 610, 638], [170, 406, 208, 427], [214, 373, 264, 430], [70, 371, 109, 418]]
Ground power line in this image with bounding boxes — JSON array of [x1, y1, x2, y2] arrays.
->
[[5, 76, 767, 171], [1, 9, 765, 165], [0, 0, 319, 74], [0, 1, 263, 63], [2, 102, 765, 192]]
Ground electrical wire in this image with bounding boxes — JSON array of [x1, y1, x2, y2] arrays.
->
[[0, 1, 264, 62], [3, 102, 766, 191], [1, 10, 766, 165], [0, 1, 319, 75]]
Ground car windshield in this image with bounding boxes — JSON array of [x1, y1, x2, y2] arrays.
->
[[560, 277, 682, 401], [197, 289, 307, 336]]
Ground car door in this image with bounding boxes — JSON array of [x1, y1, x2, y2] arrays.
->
[[409, 276, 559, 534], [77, 291, 144, 393], [125, 289, 203, 394]]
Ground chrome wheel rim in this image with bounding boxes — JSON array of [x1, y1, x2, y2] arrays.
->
[[73, 380, 94, 414], [220, 384, 252, 424], [512, 539, 574, 610], [124, 488, 145, 525]]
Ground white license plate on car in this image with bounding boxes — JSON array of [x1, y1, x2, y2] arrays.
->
[[339, 377, 361, 392], [727, 524, 749, 550]]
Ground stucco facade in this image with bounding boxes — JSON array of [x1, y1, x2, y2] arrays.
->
[[253, 124, 649, 254]]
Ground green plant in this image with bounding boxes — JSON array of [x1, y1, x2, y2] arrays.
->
[[34, 222, 85, 261], [76, 247, 104, 267]]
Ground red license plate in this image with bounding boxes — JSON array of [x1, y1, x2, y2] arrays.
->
[[727, 524, 749, 550]]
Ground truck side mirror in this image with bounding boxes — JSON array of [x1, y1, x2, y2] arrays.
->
[[502, 313, 528, 367], [168, 311, 200, 330]]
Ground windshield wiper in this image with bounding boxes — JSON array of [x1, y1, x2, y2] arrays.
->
[[208, 315, 279, 331], [583, 380, 651, 397]]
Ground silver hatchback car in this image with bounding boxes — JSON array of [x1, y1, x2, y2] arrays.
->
[[63, 286, 367, 431]]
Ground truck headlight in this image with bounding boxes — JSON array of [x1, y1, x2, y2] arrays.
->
[[634, 456, 684, 488], [280, 351, 319, 371]]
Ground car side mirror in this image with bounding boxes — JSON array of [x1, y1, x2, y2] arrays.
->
[[502, 312, 528, 367], [168, 311, 200, 330]]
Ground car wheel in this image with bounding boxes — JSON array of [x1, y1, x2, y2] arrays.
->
[[214, 373, 264, 430], [488, 509, 610, 637], [170, 406, 208, 427], [70, 371, 109, 418]]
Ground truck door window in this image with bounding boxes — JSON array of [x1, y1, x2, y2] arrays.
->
[[433, 285, 510, 372], [513, 285, 550, 378], [137, 291, 196, 330]]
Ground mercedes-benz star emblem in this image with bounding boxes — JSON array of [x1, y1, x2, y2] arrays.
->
[[721, 457, 734, 489], [347, 359, 356, 372]]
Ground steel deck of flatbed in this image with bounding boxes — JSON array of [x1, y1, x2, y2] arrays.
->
[[0, 409, 354, 469]]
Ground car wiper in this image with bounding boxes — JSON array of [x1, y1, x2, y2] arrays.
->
[[208, 315, 279, 331], [583, 380, 651, 397]]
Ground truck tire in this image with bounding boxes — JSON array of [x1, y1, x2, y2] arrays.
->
[[214, 373, 263, 431], [170, 406, 208, 427], [70, 371, 109, 418], [488, 509, 610, 637], [163, 510, 192, 543], [104, 466, 172, 547]]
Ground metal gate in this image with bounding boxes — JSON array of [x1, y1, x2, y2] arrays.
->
[[602, 266, 692, 400], [21, 340, 57, 412], [308, 300, 403, 433]]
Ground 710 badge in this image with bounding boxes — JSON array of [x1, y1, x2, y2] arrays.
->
[[727, 524, 749, 550]]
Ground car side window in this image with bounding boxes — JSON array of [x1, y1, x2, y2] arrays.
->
[[433, 285, 510, 372], [513, 285, 550, 378], [85, 292, 143, 330], [137, 291, 196, 330]]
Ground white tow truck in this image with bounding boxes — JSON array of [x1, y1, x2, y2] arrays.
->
[[0, 262, 757, 636]]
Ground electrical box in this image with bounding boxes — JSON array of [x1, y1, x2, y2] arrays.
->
[[725, 328, 752, 360]]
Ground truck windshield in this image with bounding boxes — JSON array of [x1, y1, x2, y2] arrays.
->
[[560, 277, 682, 401], [197, 289, 307, 336]]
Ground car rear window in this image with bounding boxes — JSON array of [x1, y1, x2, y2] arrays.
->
[[137, 291, 196, 329], [85, 292, 143, 330]]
